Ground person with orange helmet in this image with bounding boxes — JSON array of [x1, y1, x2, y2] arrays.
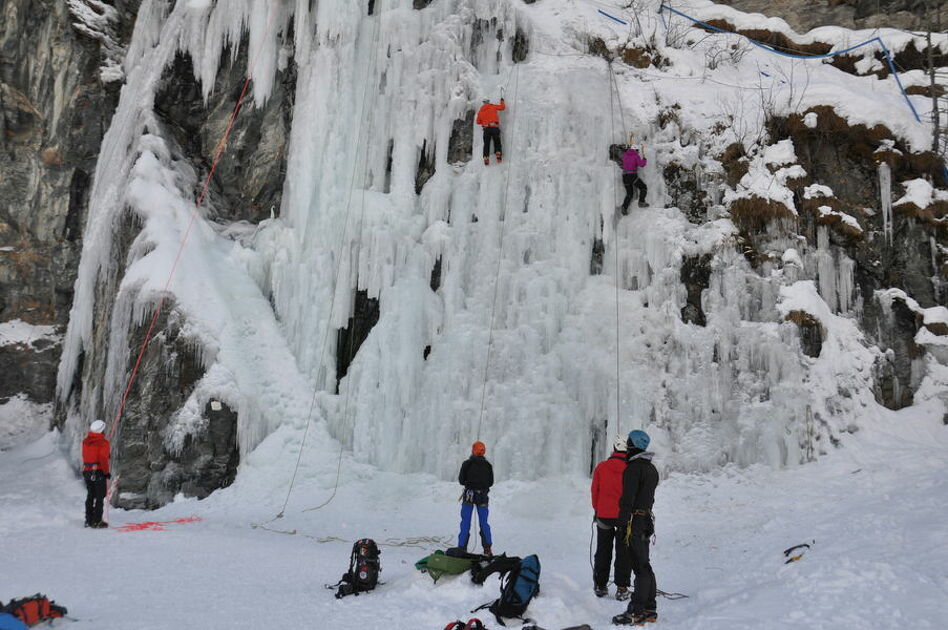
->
[[81, 419, 111, 528], [457, 441, 494, 555], [475, 97, 506, 166]]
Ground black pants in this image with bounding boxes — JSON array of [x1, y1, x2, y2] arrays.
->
[[483, 127, 502, 158], [593, 517, 631, 588], [84, 473, 107, 525], [621, 173, 647, 212], [625, 516, 657, 614]]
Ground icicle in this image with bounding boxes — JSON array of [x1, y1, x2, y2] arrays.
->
[[816, 226, 839, 313], [879, 162, 892, 245]]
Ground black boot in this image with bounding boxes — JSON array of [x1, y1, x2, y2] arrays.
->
[[612, 610, 651, 626]]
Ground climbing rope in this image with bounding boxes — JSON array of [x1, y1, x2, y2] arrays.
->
[[102, 3, 280, 519], [607, 58, 624, 432], [273, 2, 385, 520], [475, 62, 521, 442]]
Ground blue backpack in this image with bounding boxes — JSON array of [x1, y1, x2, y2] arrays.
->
[[473, 554, 540, 626]]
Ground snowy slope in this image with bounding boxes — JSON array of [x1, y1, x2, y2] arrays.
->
[[1, 400, 945, 628]]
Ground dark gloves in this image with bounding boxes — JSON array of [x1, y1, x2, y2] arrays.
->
[[104, 473, 112, 479]]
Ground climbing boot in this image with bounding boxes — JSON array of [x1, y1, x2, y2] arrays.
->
[[611, 610, 649, 626], [483, 156, 490, 165], [643, 610, 658, 623], [495, 152, 502, 163], [615, 586, 631, 601], [593, 585, 608, 598], [93, 521, 109, 528]]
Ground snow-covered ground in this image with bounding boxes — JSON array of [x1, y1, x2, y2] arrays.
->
[[3, 403, 945, 629]]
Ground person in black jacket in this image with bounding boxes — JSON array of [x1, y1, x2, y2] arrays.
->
[[458, 441, 494, 555], [612, 430, 659, 626]]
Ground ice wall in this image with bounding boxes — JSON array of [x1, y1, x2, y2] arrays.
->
[[58, 0, 905, 488]]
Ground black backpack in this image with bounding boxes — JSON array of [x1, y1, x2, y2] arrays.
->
[[332, 538, 381, 598], [473, 554, 541, 626], [470, 554, 521, 585]]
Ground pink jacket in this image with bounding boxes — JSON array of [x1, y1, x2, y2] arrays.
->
[[622, 148, 647, 173]]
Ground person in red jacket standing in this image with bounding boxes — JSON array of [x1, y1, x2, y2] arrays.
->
[[590, 434, 632, 600], [82, 419, 111, 528], [476, 97, 506, 166]]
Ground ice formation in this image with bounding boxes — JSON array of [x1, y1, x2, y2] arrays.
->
[[56, 0, 943, 486]]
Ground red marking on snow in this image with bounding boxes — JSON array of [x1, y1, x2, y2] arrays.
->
[[116, 516, 202, 533]]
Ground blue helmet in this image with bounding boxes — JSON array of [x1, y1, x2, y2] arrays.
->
[[627, 430, 650, 451]]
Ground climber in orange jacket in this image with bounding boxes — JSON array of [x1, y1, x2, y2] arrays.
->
[[476, 97, 506, 165], [81, 419, 111, 528]]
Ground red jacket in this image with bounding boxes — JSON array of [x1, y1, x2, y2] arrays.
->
[[82, 432, 110, 475], [476, 100, 506, 127], [591, 451, 626, 518]]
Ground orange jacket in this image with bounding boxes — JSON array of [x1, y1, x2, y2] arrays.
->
[[476, 100, 506, 127], [82, 432, 110, 475]]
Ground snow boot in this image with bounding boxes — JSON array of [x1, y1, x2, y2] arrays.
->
[[483, 156, 490, 165], [611, 610, 650, 626], [594, 586, 608, 598], [615, 586, 631, 601], [643, 610, 658, 623], [93, 521, 109, 528], [495, 152, 502, 163]]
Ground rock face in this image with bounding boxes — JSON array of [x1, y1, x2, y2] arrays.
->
[[109, 305, 238, 509], [0, 0, 137, 421], [717, 0, 948, 32], [154, 48, 296, 223]]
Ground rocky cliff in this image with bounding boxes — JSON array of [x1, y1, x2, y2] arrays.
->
[[719, 0, 948, 31]]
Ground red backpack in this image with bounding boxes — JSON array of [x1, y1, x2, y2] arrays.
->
[[2, 594, 67, 626]]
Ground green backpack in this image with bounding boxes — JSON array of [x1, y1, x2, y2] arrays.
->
[[416, 550, 475, 582]]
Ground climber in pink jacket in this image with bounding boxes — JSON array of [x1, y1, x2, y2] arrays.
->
[[620, 146, 648, 214]]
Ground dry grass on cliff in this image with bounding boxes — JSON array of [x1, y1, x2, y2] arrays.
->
[[728, 196, 796, 233]]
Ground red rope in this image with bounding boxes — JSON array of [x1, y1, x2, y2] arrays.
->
[[107, 78, 252, 442], [106, 6, 278, 459]]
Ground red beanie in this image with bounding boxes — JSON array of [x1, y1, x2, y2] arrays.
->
[[472, 441, 486, 456]]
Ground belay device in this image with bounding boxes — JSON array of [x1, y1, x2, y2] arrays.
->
[[329, 538, 381, 598]]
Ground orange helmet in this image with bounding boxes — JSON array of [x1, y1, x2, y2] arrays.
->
[[471, 441, 486, 456]]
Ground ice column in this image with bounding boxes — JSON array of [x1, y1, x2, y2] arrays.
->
[[879, 162, 892, 245]]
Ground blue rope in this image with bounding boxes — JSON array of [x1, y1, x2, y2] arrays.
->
[[598, 9, 628, 26], [658, 3, 923, 122]]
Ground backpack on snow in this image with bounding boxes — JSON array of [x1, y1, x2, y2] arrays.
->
[[330, 538, 381, 598], [470, 553, 521, 585], [472, 554, 540, 626], [1, 594, 67, 626]]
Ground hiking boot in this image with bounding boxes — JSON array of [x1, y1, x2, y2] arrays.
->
[[93, 521, 109, 528], [643, 610, 658, 623], [495, 153, 502, 163], [483, 156, 490, 165], [615, 586, 631, 601], [482, 545, 493, 556], [611, 611, 649, 626], [594, 586, 608, 598]]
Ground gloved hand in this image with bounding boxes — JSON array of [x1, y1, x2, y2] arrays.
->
[[104, 473, 112, 479], [500, 97, 505, 102]]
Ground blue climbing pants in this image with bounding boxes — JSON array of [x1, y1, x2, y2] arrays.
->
[[458, 502, 492, 548]]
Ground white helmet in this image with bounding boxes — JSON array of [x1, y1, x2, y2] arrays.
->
[[90, 419, 106, 433], [613, 434, 627, 452]]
